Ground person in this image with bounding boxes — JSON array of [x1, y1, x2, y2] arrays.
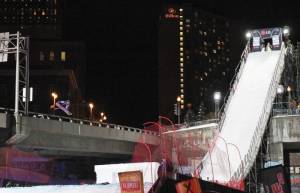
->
[[148, 159, 176, 193]]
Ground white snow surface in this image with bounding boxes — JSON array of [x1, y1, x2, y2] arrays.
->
[[95, 162, 160, 184], [200, 50, 283, 181], [0, 183, 152, 193]]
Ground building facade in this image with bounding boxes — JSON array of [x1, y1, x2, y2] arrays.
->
[[159, 4, 238, 121]]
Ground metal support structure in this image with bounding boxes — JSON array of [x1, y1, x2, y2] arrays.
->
[[296, 43, 300, 103], [0, 31, 30, 116]]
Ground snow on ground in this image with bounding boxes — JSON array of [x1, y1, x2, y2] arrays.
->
[[0, 183, 152, 193]]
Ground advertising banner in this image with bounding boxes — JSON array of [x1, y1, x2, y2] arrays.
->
[[118, 170, 144, 193], [176, 177, 202, 193], [262, 165, 290, 193]]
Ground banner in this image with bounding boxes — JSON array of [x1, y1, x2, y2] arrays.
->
[[118, 170, 144, 193], [261, 165, 290, 193], [176, 177, 202, 193], [55, 100, 72, 115]]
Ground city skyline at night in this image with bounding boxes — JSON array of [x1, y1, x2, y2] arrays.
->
[[1, 0, 300, 127]]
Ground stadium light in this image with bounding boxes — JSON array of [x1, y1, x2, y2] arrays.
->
[[283, 27, 289, 35], [246, 32, 251, 39], [277, 85, 284, 94]]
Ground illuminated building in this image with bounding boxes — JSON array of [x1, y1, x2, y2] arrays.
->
[[159, 4, 237, 120], [0, 0, 61, 39]]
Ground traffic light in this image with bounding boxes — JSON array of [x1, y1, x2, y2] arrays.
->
[[174, 103, 178, 115]]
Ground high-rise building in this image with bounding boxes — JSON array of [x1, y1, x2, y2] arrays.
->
[[0, 0, 86, 118], [0, 0, 61, 39], [159, 4, 239, 121]]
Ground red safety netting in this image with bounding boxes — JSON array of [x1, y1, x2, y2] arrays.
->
[[131, 117, 245, 191]]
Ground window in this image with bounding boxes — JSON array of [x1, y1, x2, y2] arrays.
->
[[49, 51, 55, 61], [61, 51, 66, 62], [40, 51, 45, 61]]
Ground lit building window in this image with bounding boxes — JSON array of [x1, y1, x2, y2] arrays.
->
[[180, 47, 183, 51], [181, 105, 184, 109], [180, 73, 184, 78], [185, 19, 190, 23], [180, 52, 183, 56], [180, 32, 183, 36], [180, 68, 184, 73], [179, 8, 183, 12], [49, 51, 55, 61], [180, 89, 184, 93], [204, 32, 207, 36], [180, 58, 184, 62], [180, 42, 183, 46], [180, 37, 183, 41], [180, 84, 184, 88], [180, 27, 183, 31], [180, 63, 184, 67], [180, 22, 183, 26], [180, 15, 183, 19], [61, 51, 66, 61], [40, 51, 45, 61], [180, 79, 184, 83], [181, 94, 184, 99], [213, 49, 217, 54]]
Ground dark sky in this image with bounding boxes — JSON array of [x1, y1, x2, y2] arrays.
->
[[62, 0, 300, 127]]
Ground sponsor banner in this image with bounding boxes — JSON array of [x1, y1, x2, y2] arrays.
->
[[262, 165, 290, 193], [176, 177, 202, 193], [118, 170, 144, 193]]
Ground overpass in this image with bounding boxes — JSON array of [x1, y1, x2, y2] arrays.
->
[[0, 108, 160, 159]]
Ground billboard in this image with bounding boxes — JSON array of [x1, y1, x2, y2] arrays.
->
[[261, 165, 291, 193]]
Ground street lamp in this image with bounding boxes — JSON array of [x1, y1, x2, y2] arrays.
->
[[277, 85, 284, 108], [176, 96, 181, 124], [287, 86, 292, 113], [50, 92, 58, 109], [99, 112, 107, 123], [213, 91, 221, 119], [89, 103, 94, 120]]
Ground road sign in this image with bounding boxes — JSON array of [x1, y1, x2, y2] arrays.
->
[[0, 32, 9, 62]]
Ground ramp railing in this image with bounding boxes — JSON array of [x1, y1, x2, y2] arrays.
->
[[218, 41, 251, 131], [232, 44, 286, 181]]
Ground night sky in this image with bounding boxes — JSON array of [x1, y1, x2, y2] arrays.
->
[[62, 0, 300, 127]]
